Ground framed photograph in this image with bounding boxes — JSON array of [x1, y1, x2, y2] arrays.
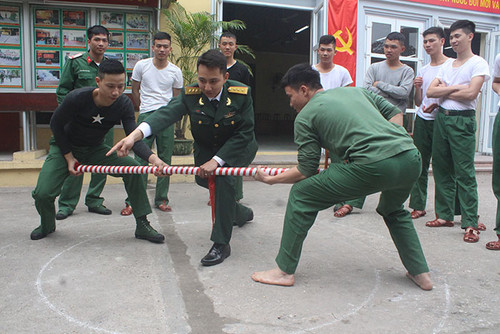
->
[[62, 10, 86, 28], [35, 29, 60, 47], [126, 13, 149, 31], [0, 69, 22, 87], [126, 71, 133, 87], [100, 12, 124, 30], [108, 32, 124, 49], [126, 33, 148, 50], [0, 6, 20, 25], [62, 29, 86, 48], [0, 49, 21, 67], [126, 53, 148, 70], [35, 9, 60, 27], [0, 27, 20, 46], [62, 50, 83, 66], [104, 52, 123, 64], [35, 50, 60, 68], [36, 69, 60, 87]]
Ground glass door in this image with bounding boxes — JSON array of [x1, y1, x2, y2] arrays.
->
[[311, 0, 328, 64], [483, 32, 500, 153]]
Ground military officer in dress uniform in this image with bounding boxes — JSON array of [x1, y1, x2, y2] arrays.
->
[[55, 25, 114, 220], [109, 49, 258, 266]]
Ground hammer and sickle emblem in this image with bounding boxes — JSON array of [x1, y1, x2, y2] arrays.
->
[[333, 28, 354, 55]]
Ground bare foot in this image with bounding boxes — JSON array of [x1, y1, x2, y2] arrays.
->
[[406, 272, 433, 291], [251, 267, 295, 286]]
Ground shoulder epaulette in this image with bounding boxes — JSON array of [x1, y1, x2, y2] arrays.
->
[[228, 86, 248, 95], [69, 53, 83, 59], [185, 87, 202, 95]]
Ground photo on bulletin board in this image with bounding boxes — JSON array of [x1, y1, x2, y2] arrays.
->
[[62, 10, 86, 28], [126, 33, 148, 50], [35, 9, 60, 27], [0, 69, 22, 87], [126, 53, 148, 70], [0, 6, 20, 25], [36, 69, 60, 87], [62, 29, 86, 48], [108, 32, 124, 49], [0, 27, 20, 46], [62, 50, 83, 66], [100, 12, 124, 30], [126, 13, 149, 31], [35, 28, 60, 47], [104, 52, 123, 64], [36, 50, 60, 68], [0, 49, 21, 67]]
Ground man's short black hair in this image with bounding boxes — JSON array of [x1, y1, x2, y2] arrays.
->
[[386, 32, 406, 46], [318, 34, 336, 46], [197, 49, 227, 74], [450, 20, 475, 35], [98, 59, 125, 79], [220, 31, 237, 42], [153, 31, 171, 43], [87, 25, 110, 40], [280, 63, 322, 91], [423, 27, 445, 39]]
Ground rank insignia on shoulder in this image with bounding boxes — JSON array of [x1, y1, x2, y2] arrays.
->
[[185, 87, 202, 95], [69, 53, 83, 59], [228, 86, 248, 95]]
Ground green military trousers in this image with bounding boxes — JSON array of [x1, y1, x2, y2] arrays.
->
[[196, 174, 252, 245], [492, 109, 500, 235], [32, 137, 152, 234], [57, 129, 114, 213], [275, 149, 429, 276], [409, 116, 434, 211], [432, 111, 478, 228], [125, 111, 174, 207]]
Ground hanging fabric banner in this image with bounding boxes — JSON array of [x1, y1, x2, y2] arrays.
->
[[328, 0, 358, 85]]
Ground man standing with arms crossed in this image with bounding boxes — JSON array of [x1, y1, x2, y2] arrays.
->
[[120, 32, 183, 216], [486, 52, 500, 250], [110, 50, 257, 266], [55, 25, 113, 220], [426, 20, 490, 243], [334, 32, 414, 218], [409, 27, 452, 220]]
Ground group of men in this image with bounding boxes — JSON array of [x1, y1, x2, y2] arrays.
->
[[30, 18, 500, 293]]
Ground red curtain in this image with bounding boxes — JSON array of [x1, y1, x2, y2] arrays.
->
[[328, 0, 358, 84]]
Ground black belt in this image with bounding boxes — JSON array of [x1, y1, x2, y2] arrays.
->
[[438, 106, 475, 117]]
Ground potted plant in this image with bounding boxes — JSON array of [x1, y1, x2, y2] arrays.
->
[[163, 2, 254, 155]]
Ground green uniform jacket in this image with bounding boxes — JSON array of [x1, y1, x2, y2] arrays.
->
[[56, 51, 103, 104], [147, 79, 258, 167]]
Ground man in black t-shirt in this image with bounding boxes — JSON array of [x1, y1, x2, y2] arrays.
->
[[31, 60, 166, 243]]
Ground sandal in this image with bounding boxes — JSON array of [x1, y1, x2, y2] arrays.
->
[[463, 227, 479, 243], [486, 236, 500, 250], [411, 210, 426, 219], [120, 204, 133, 216], [477, 222, 486, 231], [157, 201, 172, 212], [334, 204, 353, 218], [425, 218, 454, 227]]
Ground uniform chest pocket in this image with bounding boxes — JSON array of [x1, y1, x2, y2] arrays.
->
[[77, 72, 94, 81], [221, 114, 242, 127], [191, 113, 212, 126]]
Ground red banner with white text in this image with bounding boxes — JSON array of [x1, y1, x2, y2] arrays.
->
[[405, 0, 500, 14], [328, 0, 358, 85], [50, 0, 158, 7]]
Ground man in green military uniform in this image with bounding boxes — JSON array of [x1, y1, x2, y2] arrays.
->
[[55, 25, 114, 220], [109, 49, 258, 266], [251, 63, 432, 290]]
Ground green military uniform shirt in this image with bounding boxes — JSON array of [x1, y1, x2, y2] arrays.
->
[[56, 51, 104, 104]]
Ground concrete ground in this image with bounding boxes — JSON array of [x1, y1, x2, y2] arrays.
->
[[1, 173, 499, 334]]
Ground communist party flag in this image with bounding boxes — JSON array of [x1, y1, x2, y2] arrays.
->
[[328, 0, 358, 85]]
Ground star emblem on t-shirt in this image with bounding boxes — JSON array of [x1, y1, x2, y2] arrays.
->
[[92, 114, 104, 124]]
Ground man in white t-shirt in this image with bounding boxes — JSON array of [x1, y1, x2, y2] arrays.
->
[[426, 20, 490, 243], [313, 34, 353, 90], [409, 27, 452, 220], [121, 32, 183, 216], [486, 53, 500, 250]]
